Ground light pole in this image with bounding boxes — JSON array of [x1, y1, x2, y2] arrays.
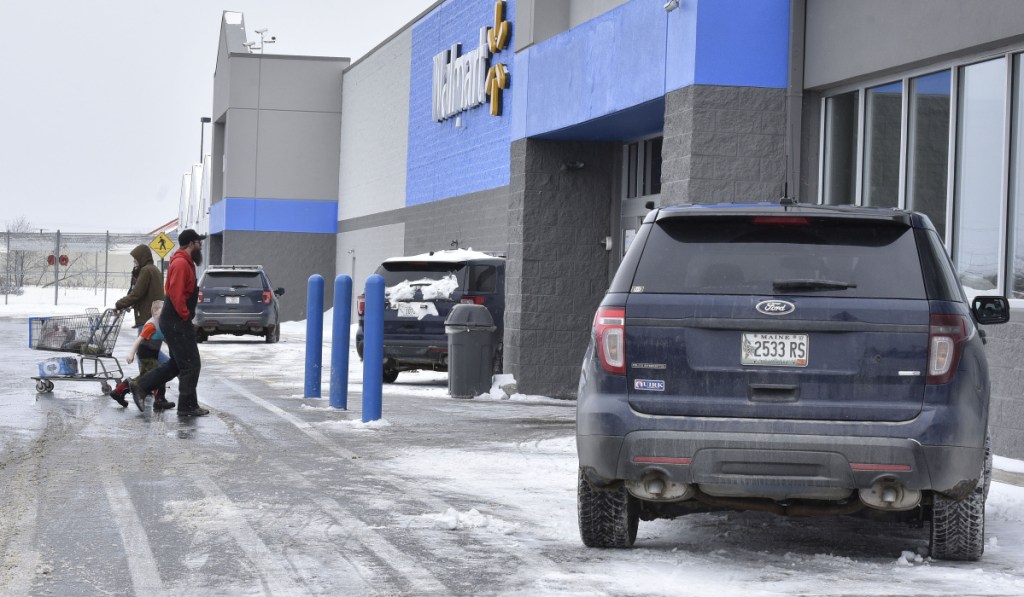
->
[[199, 116, 211, 162]]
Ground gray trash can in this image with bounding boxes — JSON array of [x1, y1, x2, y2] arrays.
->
[[445, 304, 496, 399]]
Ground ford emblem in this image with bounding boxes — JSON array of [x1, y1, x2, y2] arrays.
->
[[755, 300, 795, 316]]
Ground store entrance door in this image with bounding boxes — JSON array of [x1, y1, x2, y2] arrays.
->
[[618, 136, 663, 258]]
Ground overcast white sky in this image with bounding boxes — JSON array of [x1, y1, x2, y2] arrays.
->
[[0, 1, 437, 234]]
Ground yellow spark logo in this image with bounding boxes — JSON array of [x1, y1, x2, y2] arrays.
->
[[488, 0, 510, 53], [485, 1, 510, 116], [485, 63, 509, 116]]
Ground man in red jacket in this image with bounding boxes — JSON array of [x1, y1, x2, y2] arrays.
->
[[130, 229, 210, 416]]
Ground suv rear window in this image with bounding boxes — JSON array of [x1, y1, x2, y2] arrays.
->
[[377, 262, 467, 287], [630, 216, 927, 299], [202, 271, 266, 289]]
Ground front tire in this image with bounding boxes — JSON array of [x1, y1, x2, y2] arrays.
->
[[383, 368, 399, 383], [578, 468, 638, 548]]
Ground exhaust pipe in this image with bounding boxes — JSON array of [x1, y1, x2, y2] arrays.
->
[[626, 472, 694, 502], [859, 480, 921, 511]]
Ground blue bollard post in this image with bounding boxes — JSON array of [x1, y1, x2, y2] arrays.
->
[[304, 274, 325, 398], [330, 275, 352, 409], [362, 274, 384, 422]]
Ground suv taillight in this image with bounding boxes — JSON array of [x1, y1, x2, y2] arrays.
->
[[927, 313, 969, 385], [594, 306, 626, 375], [197, 290, 204, 303], [357, 294, 365, 316], [262, 291, 272, 304], [460, 295, 486, 305]]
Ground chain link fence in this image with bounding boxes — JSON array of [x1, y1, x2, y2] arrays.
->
[[3, 231, 159, 306]]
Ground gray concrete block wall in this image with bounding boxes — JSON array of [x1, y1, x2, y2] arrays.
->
[[403, 187, 511, 256], [982, 313, 1024, 459], [506, 138, 615, 398], [221, 230, 336, 322], [662, 85, 787, 204], [335, 188, 510, 315]]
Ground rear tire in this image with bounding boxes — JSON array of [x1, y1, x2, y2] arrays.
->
[[383, 368, 399, 384], [578, 468, 638, 548], [929, 454, 988, 561], [265, 324, 280, 344], [983, 434, 993, 500], [196, 329, 207, 343]]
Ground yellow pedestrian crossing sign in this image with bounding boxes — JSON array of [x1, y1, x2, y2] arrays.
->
[[150, 232, 175, 259]]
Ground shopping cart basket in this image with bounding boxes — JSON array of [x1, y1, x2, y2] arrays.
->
[[28, 308, 126, 393]]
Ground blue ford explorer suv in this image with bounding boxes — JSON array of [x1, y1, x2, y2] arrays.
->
[[576, 202, 1010, 561], [356, 250, 505, 383]]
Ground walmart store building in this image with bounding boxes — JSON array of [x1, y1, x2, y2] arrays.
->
[[197, 0, 1024, 456]]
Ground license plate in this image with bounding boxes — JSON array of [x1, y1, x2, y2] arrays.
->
[[226, 296, 240, 305], [396, 302, 439, 319], [741, 333, 808, 367]]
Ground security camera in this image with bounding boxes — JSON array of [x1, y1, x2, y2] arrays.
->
[[664, 0, 679, 11], [255, 28, 267, 34]]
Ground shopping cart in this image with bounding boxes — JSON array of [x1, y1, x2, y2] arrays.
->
[[28, 308, 126, 394]]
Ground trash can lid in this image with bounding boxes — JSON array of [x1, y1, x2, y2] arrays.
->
[[445, 303, 495, 329]]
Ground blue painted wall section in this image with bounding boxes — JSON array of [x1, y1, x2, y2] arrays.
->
[[406, 0, 516, 207], [693, 0, 789, 88], [513, 0, 668, 141], [512, 0, 790, 141], [209, 198, 338, 234]]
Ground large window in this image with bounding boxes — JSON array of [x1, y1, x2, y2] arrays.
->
[[1011, 55, 1024, 298], [906, 71, 951, 239], [823, 92, 859, 205], [863, 82, 903, 208], [819, 50, 1024, 302], [954, 58, 1006, 293], [623, 137, 662, 199]]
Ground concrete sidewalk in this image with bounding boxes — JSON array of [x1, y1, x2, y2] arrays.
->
[[993, 467, 1024, 487]]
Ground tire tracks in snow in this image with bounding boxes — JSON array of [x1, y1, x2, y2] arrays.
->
[[215, 376, 603, 594], [0, 410, 71, 595]]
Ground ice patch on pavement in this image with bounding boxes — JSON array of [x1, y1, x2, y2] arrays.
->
[[315, 418, 391, 431], [424, 508, 519, 534]]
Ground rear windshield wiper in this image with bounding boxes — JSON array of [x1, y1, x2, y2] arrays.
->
[[772, 279, 857, 291], [230, 284, 250, 288]]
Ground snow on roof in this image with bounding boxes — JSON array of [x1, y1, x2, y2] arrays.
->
[[383, 249, 504, 264]]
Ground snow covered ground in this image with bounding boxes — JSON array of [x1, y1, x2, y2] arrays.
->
[[5, 286, 1024, 595]]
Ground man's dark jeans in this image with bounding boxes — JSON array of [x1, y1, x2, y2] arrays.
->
[[137, 314, 201, 411]]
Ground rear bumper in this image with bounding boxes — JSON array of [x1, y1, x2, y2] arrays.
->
[[195, 309, 274, 332], [577, 431, 982, 499], [356, 336, 448, 370], [577, 357, 988, 499]]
